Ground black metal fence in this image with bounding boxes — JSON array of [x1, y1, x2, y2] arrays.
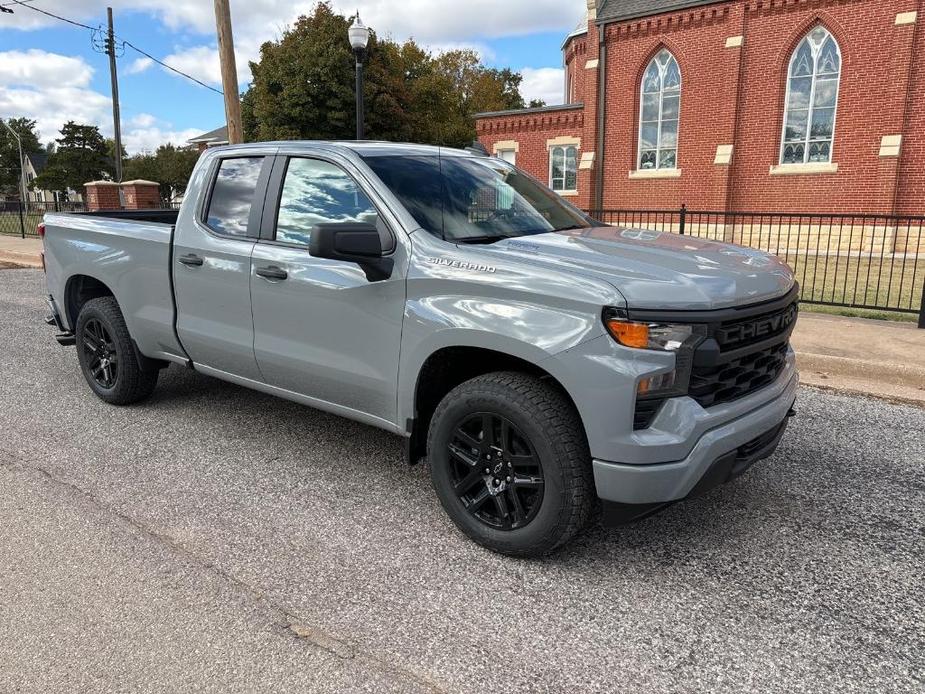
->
[[587, 206, 925, 327], [0, 200, 182, 238]]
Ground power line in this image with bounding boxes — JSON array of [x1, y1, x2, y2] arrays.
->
[[4, 1, 225, 95], [5, 0, 94, 29], [121, 41, 224, 95]]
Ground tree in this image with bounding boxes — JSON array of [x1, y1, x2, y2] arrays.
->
[[528, 99, 547, 109], [243, 2, 529, 148], [0, 117, 42, 197], [33, 122, 113, 193], [123, 144, 200, 201]]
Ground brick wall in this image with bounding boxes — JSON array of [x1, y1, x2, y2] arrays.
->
[[476, 106, 587, 206], [84, 181, 121, 211], [476, 0, 925, 215]]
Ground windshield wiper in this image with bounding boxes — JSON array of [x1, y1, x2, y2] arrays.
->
[[455, 235, 512, 245]]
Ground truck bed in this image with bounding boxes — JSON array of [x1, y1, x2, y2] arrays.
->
[[42, 211, 186, 364]]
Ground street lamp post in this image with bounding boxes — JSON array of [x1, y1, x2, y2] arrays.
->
[[348, 13, 370, 140], [2, 119, 28, 237]]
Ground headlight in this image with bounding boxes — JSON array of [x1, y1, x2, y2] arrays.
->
[[603, 309, 707, 400], [603, 314, 700, 352]]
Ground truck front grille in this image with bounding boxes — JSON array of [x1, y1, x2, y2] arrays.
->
[[689, 340, 789, 408]]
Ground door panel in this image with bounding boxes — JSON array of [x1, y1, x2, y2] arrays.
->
[[250, 156, 405, 423], [174, 229, 259, 379], [251, 243, 405, 421], [173, 155, 269, 380]]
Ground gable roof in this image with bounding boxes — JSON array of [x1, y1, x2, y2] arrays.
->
[[597, 0, 723, 23], [187, 125, 229, 144], [26, 151, 48, 174]]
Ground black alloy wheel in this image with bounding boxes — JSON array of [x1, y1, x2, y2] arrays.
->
[[75, 296, 159, 405], [82, 318, 118, 389], [427, 371, 596, 556], [447, 412, 545, 530]]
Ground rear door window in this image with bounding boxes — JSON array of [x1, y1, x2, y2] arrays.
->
[[205, 157, 264, 237]]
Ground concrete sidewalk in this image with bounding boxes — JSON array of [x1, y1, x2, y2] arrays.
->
[[0, 235, 42, 269], [792, 312, 925, 405], [1, 235, 923, 404]]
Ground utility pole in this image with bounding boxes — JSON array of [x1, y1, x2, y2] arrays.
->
[[106, 7, 123, 181], [214, 0, 243, 144]]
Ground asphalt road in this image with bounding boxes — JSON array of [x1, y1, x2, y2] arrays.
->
[[1, 268, 923, 693]]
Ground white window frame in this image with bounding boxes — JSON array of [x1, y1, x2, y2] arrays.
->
[[637, 49, 681, 171], [779, 26, 841, 166], [548, 144, 578, 194], [497, 148, 516, 165]]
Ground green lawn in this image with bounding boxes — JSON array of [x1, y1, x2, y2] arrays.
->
[[784, 254, 923, 322], [0, 211, 45, 238]]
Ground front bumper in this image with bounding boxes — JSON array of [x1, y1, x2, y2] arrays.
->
[[592, 366, 799, 516]]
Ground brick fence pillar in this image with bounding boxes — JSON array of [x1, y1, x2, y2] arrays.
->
[[84, 181, 122, 211], [121, 180, 162, 210]]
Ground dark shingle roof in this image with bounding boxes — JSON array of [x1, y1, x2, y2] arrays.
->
[[597, 0, 723, 23], [26, 151, 49, 174], [187, 125, 229, 144]]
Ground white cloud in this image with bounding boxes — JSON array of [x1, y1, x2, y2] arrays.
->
[[2, 0, 582, 42], [519, 67, 565, 106], [1, 1, 582, 75], [128, 113, 157, 128], [125, 57, 153, 75], [122, 124, 204, 154], [0, 49, 94, 88], [427, 41, 496, 62], [0, 48, 207, 154], [0, 49, 108, 141]]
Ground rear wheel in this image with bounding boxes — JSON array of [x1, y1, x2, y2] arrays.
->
[[427, 372, 596, 557], [76, 296, 158, 405]]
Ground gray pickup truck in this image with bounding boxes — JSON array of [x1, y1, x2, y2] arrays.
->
[[41, 141, 799, 556]]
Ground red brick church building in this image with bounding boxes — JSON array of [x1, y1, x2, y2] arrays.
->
[[476, 0, 925, 215]]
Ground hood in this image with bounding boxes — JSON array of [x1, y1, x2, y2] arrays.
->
[[481, 227, 795, 311]]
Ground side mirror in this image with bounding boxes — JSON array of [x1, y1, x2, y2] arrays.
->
[[309, 222, 393, 281]]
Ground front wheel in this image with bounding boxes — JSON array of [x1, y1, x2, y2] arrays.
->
[[427, 372, 596, 557], [75, 296, 158, 405]]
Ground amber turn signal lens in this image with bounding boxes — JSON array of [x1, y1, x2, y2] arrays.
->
[[605, 319, 649, 348]]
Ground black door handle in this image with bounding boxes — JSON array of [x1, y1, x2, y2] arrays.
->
[[255, 265, 288, 281], [178, 253, 204, 267]]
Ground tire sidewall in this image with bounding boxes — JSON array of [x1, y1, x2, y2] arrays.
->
[[430, 389, 570, 553]]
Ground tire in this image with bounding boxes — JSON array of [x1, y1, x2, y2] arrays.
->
[[427, 371, 596, 557], [75, 296, 158, 405]]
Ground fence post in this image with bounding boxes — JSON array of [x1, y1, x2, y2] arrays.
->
[[17, 199, 25, 239], [918, 277, 925, 329], [679, 204, 687, 235]]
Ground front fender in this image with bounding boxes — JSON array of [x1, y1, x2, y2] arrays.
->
[[396, 293, 606, 428]]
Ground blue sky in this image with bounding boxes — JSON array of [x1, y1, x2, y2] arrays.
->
[[0, 1, 584, 153]]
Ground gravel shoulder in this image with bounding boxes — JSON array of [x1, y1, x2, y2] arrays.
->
[[1, 268, 923, 693]]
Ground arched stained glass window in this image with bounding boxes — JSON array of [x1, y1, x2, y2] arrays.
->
[[638, 49, 681, 170], [781, 27, 841, 164]]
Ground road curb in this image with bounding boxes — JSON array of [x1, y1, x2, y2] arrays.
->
[[0, 250, 42, 269]]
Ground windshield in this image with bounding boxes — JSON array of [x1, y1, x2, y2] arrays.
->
[[361, 152, 594, 243]]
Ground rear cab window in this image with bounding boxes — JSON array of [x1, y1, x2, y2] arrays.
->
[[204, 157, 265, 237]]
